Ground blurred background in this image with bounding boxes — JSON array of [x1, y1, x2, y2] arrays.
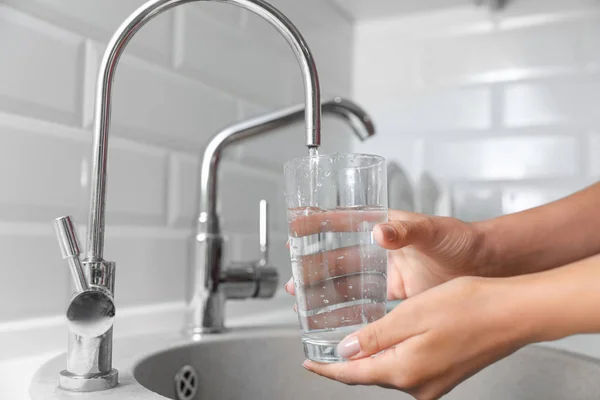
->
[[1, 0, 599, 394]]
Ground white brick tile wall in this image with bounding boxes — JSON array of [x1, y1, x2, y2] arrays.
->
[[586, 132, 600, 177], [0, 114, 87, 223], [0, 0, 353, 340], [190, 2, 242, 26], [424, 135, 580, 181], [231, 232, 260, 263], [352, 1, 598, 232], [353, 36, 422, 98], [452, 183, 587, 222], [583, 17, 600, 69], [0, 5, 84, 126], [0, 113, 169, 226], [376, 87, 493, 133], [103, 228, 189, 306], [421, 21, 581, 85], [219, 160, 284, 233], [175, 6, 295, 108], [452, 186, 503, 222], [503, 79, 600, 127], [84, 41, 240, 150], [167, 152, 200, 228], [4, 0, 173, 65], [103, 138, 169, 225], [0, 225, 68, 320], [501, 186, 579, 214]]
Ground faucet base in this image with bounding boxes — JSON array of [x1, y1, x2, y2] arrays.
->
[[185, 325, 230, 340], [59, 368, 118, 392]]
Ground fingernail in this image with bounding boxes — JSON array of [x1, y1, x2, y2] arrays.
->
[[284, 278, 293, 293], [302, 360, 312, 371], [379, 224, 397, 242], [337, 336, 360, 359]]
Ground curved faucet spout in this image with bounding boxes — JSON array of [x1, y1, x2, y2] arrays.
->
[[322, 97, 375, 140], [85, 0, 322, 262], [198, 97, 376, 225]]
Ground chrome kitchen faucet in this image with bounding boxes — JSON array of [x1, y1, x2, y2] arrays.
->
[[52, 0, 322, 392]]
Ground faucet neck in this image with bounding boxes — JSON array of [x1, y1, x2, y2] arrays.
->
[[85, 0, 322, 261], [196, 98, 376, 229]]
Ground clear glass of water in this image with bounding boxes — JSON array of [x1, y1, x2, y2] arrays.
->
[[284, 153, 388, 363]]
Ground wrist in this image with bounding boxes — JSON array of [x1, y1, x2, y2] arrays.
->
[[482, 277, 541, 348], [471, 219, 504, 278], [494, 272, 570, 345]]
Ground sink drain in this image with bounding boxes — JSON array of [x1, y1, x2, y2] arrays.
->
[[174, 365, 198, 400]]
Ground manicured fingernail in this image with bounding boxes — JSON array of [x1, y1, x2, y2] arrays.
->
[[337, 336, 360, 359], [378, 224, 396, 242], [284, 278, 293, 293], [302, 360, 312, 371]]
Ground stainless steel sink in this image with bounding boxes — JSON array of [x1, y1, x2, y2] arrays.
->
[[134, 329, 600, 400]]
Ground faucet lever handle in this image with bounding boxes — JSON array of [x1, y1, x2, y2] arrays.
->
[[259, 199, 268, 265], [54, 216, 89, 293]]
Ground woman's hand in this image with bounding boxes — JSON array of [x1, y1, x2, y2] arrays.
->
[[373, 210, 488, 299], [303, 276, 532, 400], [286, 210, 489, 300]]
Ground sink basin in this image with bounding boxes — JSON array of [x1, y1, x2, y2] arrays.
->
[[30, 325, 600, 400], [134, 329, 600, 400]]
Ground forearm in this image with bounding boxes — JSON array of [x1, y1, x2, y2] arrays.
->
[[501, 254, 600, 344], [475, 182, 600, 277]]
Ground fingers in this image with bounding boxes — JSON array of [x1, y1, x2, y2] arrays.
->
[[284, 278, 295, 295], [337, 301, 418, 359], [301, 272, 387, 311], [303, 348, 398, 387], [296, 244, 375, 285], [288, 209, 386, 238], [285, 244, 385, 297]]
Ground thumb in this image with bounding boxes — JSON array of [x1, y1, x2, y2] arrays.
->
[[374, 218, 439, 250]]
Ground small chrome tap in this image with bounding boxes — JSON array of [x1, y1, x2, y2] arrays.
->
[[53, 0, 322, 392], [53, 216, 117, 392], [185, 97, 376, 335]]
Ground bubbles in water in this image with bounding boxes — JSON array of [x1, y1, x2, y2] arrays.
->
[[288, 205, 388, 341]]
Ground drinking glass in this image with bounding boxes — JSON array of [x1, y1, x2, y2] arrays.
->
[[284, 153, 388, 363]]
